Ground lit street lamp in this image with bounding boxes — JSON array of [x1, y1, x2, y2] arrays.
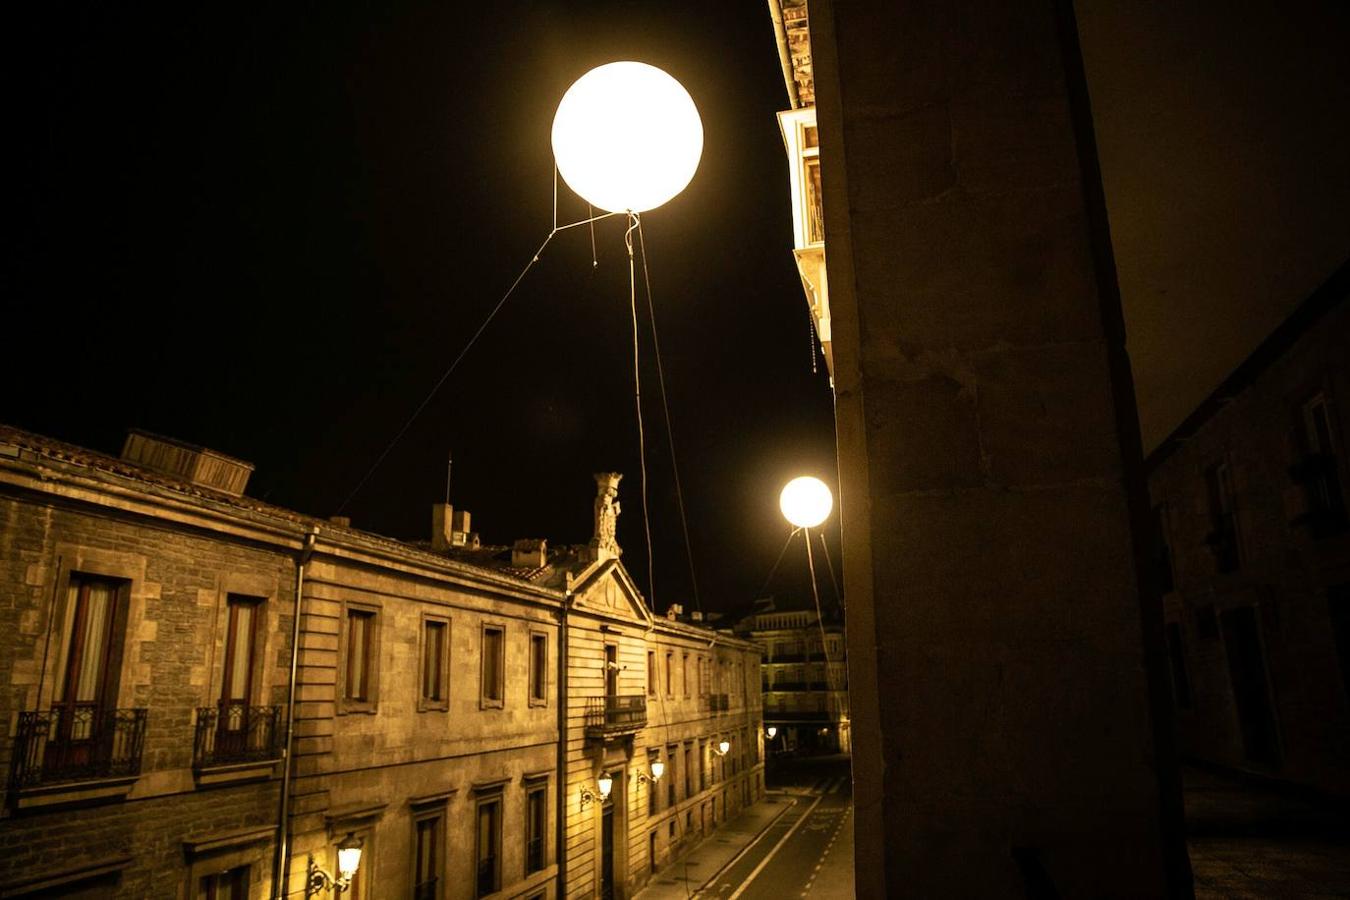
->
[[305, 832, 363, 896]]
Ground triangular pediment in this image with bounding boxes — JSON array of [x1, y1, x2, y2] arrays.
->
[[571, 559, 651, 624]]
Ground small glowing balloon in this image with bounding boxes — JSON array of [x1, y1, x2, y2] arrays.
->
[[779, 476, 833, 528], [551, 61, 703, 213]]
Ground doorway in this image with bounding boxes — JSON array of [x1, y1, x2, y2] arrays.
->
[[600, 797, 615, 900], [1221, 606, 1281, 767]]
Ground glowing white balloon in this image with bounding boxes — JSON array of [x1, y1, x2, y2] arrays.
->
[[551, 61, 703, 213], [779, 476, 833, 528]]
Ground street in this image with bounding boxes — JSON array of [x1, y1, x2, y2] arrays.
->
[[701, 756, 854, 899]]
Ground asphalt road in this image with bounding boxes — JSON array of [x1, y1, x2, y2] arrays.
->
[[700, 756, 854, 899]]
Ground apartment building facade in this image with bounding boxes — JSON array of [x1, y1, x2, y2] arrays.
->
[[1147, 262, 1350, 795], [0, 428, 761, 900], [735, 606, 847, 755]]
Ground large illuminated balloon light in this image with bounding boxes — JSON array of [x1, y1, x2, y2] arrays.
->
[[551, 61, 703, 213], [779, 476, 833, 528]]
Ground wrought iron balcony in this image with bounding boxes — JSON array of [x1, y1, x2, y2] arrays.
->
[[584, 695, 646, 738], [193, 704, 284, 768], [9, 707, 148, 789]]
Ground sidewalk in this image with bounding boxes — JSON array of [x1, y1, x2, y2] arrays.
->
[[634, 793, 798, 900], [1184, 763, 1350, 898]]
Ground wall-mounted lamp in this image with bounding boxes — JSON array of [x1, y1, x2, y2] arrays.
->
[[715, 740, 731, 757], [305, 832, 363, 896], [580, 773, 614, 809], [636, 760, 665, 786], [766, 727, 778, 740]]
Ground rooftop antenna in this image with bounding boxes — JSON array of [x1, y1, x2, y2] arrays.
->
[[444, 451, 453, 506]]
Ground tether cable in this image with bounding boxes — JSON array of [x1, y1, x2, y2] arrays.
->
[[333, 211, 623, 515], [636, 216, 702, 612]]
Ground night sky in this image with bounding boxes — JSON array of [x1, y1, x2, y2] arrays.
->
[[8, 3, 837, 616], [8, 3, 1350, 615]]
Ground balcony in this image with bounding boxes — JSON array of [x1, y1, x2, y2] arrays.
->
[[584, 695, 646, 739], [194, 705, 283, 769], [9, 708, 147, 801], [1289, 453, 1349, 538]]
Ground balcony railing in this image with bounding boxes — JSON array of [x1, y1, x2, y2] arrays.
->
[[10, 707, 148, 789], [193, 704, 284, 768], [584, 695, 647, 738]]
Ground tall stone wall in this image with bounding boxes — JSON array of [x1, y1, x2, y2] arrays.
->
[[808, 0, 1190, 895]]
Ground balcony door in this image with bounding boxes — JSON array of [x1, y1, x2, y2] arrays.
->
[[50, 574, 121, 771], [605, 644, 618, 697], [218, 596, 259, 755]]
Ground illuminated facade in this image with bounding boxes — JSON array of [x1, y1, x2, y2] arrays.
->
[[771, 0, 832, 378], [0, 429, 761, 900], [735, 606, 848, 755]]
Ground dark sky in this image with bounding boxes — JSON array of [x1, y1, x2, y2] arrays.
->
[[7, 3, 838, 616], [8, 3, 1349, 614]]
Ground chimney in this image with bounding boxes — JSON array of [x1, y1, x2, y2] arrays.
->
[[433, 504, 474, 551], [691, 610, 703, 622], [512, 538, 547, 568], [666, 603, 683, 620], [329, 516, 351, 528]]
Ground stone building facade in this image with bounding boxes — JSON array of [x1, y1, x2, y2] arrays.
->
[[1147, 261, 1350, 795], [734, 606, 848, 754], [0, 429, 762, 900]]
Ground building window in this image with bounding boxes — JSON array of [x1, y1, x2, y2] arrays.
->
[[53, 573, 125, 739], [529, 633, 548, 706], [481, 625, 505, 708], [525, 782, 548, 874], [648, 651, 657, 696], [221, 595, 260, 708], [649, 830, 658, 872], [198, 865, 249, 900], [1165, 622, 1192, 710], [683, 744, 693, 798], [419, 617, 449, 711], [341, 604, 379, 712], [648, 750, 660, 815], [414, 813, 442, 900], [665, 652, 674, 697], [1328, 584, 1350, 710], [682, 653, 691, 698], [1292, 392, 1348, 536], [667, 745, 678, 807], [1204, 461, 1242, 573], [476, 797, 502, 897]]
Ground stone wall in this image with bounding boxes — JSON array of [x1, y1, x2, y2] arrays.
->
[[806, 0, 1190, 895], [0, 457, 296, 898]]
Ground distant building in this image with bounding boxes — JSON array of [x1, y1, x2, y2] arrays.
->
[[0, 428, 761, 899], [1147, 260, 1350, 795], [735, 602, 848, 755]]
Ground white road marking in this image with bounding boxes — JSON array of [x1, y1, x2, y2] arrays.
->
[[724, 794, 824, 900]]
